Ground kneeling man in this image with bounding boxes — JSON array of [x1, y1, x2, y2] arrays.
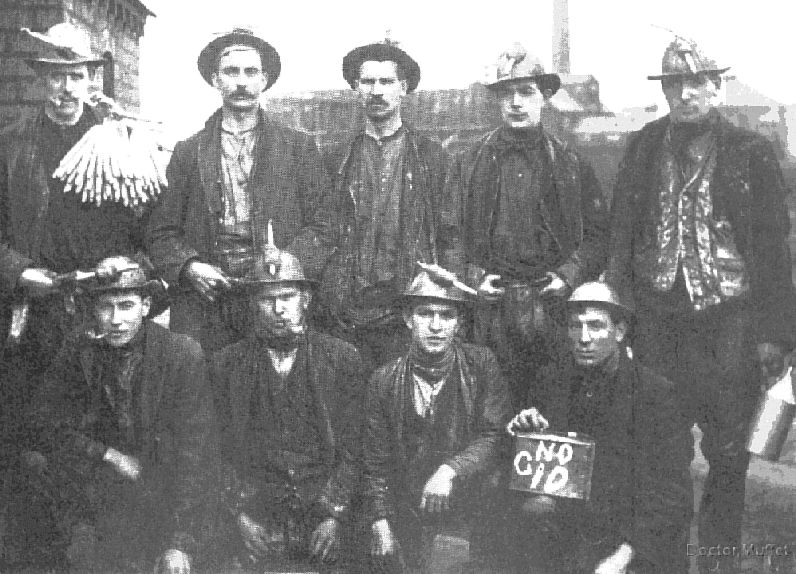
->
[[507, 282, 692, 574], [365, 267, 512, 572], [36, 256, 218, 574], [211, 228, 364, 572]]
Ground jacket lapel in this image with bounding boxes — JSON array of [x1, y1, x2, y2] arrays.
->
[[197, 111, 224, 217]]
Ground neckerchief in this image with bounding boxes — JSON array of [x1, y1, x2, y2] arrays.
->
[[409, 343, 456, 417]]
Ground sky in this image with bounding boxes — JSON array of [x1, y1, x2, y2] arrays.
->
[[137, 0, 795, 141]]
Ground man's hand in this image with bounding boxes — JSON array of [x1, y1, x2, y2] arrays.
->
[[477, 274, 505, 302], [183, 261, 231, 303], [103, 448, 141, 480], [371, 519, 396, 556], [310, 517, 340, 563], [420, 464, 456, 513], [539, 272, 570, 297], [156, 548, 191, 574], [507, 407, 550, 436], [238, 512, 270, 558], [594, 543, 633, 574], [17, 268, 58, 297], [758, 342, 786, 385]]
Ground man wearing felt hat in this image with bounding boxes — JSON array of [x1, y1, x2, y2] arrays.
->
[[148, 28, 337, 354], [504, 282, 692, 574], [210, 223, 364, 572], [363, 265, 511, 572], [0, 23, 158, 570], [446, 43, 607, 410], [31, 256, 220, 573], [318, 37, 454, 372], [605, 36, 794, 572]]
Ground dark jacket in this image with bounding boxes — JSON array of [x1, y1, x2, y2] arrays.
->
[[364, 342, 512, 522], [0, 107, 148, 355], [147, 108, 337, 286], [532, 354, 692, 571], [319, 127, 453, 318], [210, 329, 365, 522], [35, 322, 219, 559], [606, 113, 793, 343], [447, 127, 607, 286]]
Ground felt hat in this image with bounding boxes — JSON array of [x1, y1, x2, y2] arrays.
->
[[568, 281, 633, 318], [648, 37, 729, 80], [197, 27, 281, 89], [485, 43, 560, 95], [401, 267, 472, 305], [342, 39, 421, 93], [22, 23, 104, 69], [84, 256, 161, 295]]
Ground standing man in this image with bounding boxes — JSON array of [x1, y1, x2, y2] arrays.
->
[[0, 24, 151, 569], [148, 28, 337, 353], [318, 38, 452, 370], [211, 227, 364, 572], [448, 44, 607, 407], [364, 268, 512, 572], [507, 282, 692, 574], [606, 38, 793, 573], [34, 256, 219, 574]]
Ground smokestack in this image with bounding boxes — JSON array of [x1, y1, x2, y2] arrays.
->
[[552, 0, 570, 74]]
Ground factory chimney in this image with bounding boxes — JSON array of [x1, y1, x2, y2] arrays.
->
[[552, 0, 570, 74]]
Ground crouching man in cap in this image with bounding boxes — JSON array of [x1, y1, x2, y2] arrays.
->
[[33, 256, 219, 573], [605, 37, 794, 572], [210, 224, 364, 572], [318, 38, 453, 372], [148, 28, 336, 354], [506, 283, 692, 574], [364, 266, 512, 572], [446, 44, 607, 408]]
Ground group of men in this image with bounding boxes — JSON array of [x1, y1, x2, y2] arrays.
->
[[0, 20, 792, 574]]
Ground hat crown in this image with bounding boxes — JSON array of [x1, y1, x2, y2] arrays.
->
[[23, 22, 100, 65], [491, 43, 547, 84], [90, 256, 149, 292], [568, 281, 632, 314], [650, 37, 728, 79], [403, 270, 469, 303], [242, 221, 308, 285]]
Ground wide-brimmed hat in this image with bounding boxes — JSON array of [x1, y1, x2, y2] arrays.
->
[[648, 38, 729, 80], [342, 39, 421, 93], [84, 256, 161, 295], [235, 222, 317, 291], [197, 28, 281, 89], [22, 23, 104, 69], [567, 281, 633, 318], [485, 43, 561, 95], [401, 267, 473, 307]]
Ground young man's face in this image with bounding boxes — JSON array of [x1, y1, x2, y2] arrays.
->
[[43, 63, 91, 122], [355, 60, 407, 123], [404, 301, 460, 356], [496, 79, 546, 129], [662, 73, 720, 123], [567, 306, 626, 369], [212, 47, 267, 111], [94, 291, 150, 348], [251, 284, 310, 340]]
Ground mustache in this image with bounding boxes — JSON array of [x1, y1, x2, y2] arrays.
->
[[230, 88, 257, 98]]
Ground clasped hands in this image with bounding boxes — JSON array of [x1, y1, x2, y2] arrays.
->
[[237, 512, 341, 563]]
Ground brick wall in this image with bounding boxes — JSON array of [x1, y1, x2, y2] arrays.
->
[[0, 0, 150, 129]]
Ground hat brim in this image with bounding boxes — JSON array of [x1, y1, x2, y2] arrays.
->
[[342, 43, 421, 93], [236, 278, 319, 291], [647, 66, 730, 80], [84, 279, 162, 295], [198, 33, 281, 89], [486, 73, 561, 96], [25, 57, 105, 69]]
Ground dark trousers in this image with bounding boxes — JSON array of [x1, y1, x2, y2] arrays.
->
[[473, 284, 567, 409], [633, 291, 758, 573]]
